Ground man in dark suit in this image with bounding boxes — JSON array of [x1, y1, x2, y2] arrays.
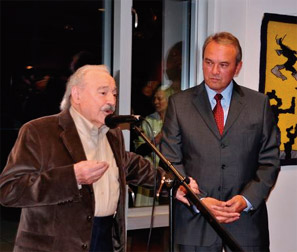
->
[[0, 65, 163, 252], [161, 32, 280, 251]]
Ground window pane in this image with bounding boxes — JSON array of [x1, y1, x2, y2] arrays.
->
[[130, 0, 192, 208], [1, 1, 105, 126]]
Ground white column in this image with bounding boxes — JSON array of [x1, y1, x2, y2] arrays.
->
[[113, 0, 133, 150]]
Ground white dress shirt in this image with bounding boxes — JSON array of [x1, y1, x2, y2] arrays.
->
[[70, 106, 120, 216]]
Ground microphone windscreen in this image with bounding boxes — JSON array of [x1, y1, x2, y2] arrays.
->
[[105, 114, 118, 128], [105, 114, 140, 128]]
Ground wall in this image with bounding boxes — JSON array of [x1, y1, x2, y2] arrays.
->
[[207, 0, 297, 251]]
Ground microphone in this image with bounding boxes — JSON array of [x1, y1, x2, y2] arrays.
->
[[105, 114, 142, 129]]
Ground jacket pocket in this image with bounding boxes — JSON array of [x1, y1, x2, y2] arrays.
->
[[15, 231, 54, 252]]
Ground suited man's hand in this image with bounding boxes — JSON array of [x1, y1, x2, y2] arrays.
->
[[225, 195, 247, 213], [202, 197, 240, 224], [154, 132, 163, 145], [74, 160, 109, 185], [176, 177, 199, 206]]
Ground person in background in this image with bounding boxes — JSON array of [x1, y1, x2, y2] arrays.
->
[[134, 88, 169, 163], [164, 41, 182, 94], [161, 32, 280, 251], [0, 65, 170, 252], [133, 88, 169, 206], [131, 79, 161, 118]]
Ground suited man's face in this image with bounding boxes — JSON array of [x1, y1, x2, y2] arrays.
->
[[71, 70, 117, 128], [203, 41, 242, 93]]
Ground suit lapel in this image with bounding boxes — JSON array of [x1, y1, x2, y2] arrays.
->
[[192, 83, 221, 138], [192, 82, 246, 138], [106, 130, 125, 186], [223, 82, 245, 136], [58, 110, 87, 163]]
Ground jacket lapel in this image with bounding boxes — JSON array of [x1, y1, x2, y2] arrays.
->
[[106, 130, 121, 167], [223, 82, 245, 135], [106, 130, 126, 188], [192, 83, 221, 138], [58, 110, 87, 163]]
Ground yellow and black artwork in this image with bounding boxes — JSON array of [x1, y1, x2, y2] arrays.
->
[[260, 13, 297, 166]]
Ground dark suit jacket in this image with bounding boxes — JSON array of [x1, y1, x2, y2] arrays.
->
[[0, 109, 157, 252], [161, 81, 280, 248]]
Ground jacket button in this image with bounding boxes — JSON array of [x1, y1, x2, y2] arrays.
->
[[221, 143, 226, 148], [221, 164, 226, 169], [82, 244, 88, 250], [218, 186, 221, 191], [87, 215, 92, 221]]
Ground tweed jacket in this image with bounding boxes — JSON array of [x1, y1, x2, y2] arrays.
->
[[0, 109, 157, 252], [161, 81, 280, 248]]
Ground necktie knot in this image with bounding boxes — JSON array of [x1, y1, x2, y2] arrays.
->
[[214, 93, 223, 102]]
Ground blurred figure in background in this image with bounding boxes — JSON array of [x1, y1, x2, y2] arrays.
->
[[163, 41, 182, 95], [133, 88, 169, 206], [70, 50, 99, 73], [134, 88, 169, 163]]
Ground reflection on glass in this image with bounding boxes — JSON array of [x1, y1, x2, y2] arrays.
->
[[133, 88, 170, 207], [130, 0, 191, 207], [2, 1, 104, 127]]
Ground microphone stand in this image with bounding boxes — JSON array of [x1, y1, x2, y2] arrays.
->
[[132, 125, 244, 252], [169, 186, 174, 252]]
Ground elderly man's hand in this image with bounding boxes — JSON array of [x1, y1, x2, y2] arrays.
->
[[74, 160, 109, 185]]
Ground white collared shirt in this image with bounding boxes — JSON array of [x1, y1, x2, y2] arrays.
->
[[70, 106, 120, 217]]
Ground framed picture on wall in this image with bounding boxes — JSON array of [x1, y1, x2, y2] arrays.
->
[[259, 13, 297, 166]]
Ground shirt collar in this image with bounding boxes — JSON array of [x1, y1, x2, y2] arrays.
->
[[205, 81, 233, 106], [70, 106, 109, 137]]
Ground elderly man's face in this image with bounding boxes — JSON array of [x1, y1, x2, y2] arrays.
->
[[71, 70, 117, 128]]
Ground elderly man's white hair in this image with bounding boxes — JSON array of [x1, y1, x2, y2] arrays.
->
[[60, 64, 110, 111]]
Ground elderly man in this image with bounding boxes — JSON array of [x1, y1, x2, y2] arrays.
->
[[0, 65, 164, 252]]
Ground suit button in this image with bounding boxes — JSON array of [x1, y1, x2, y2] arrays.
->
[[87, 215, 92, 221], [218, 186, 221, 191], [221, 143, 226, 148], [82, 244, 88, 250], [221, 164, 226, 169]]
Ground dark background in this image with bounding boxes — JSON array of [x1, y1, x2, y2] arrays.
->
[[0, 0, 162, 219], [1, 1, 166, 250]]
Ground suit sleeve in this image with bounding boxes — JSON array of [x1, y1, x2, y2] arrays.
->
[[160, 96, 186, 176], [0, 123, 80, 208], [241, 96, 280, 209], [111, 128, 163, 188]]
